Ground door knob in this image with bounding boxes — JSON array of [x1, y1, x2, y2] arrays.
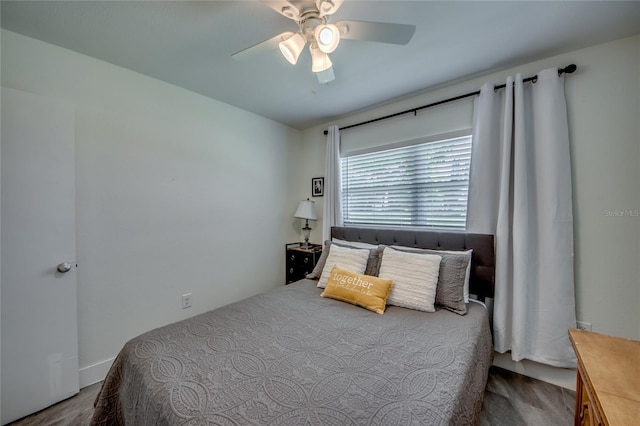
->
[[57, 262, 72, 273]]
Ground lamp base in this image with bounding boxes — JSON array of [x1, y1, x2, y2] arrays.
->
[[301, 221, 311, 249]]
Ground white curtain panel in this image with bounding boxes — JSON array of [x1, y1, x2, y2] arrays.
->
[[322, 125, 343, 241], [467, 68, 577, 368]]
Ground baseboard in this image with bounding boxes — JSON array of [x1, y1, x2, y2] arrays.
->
[[78, 357, 115, 389], [492, 352, 577, 391]]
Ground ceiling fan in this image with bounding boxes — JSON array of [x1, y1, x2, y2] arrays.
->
[[232, 0, 416, 84]]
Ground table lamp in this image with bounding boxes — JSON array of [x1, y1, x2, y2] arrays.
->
[[294, 198, 318, 248]]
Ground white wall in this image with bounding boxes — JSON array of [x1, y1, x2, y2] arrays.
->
[[297, 35, 640, 388], [1, 30, 302, 382], [2, 28, 638, 392]]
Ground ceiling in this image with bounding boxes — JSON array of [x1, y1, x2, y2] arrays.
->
[[2, 1, 639, 130]]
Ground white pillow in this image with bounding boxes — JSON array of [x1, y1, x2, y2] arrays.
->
[[317, 244, 370, 289], [391, 246, 472, 303], [378, 247, 441, 312]]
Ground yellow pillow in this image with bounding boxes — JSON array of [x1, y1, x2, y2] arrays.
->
[[321, 266, 393, 315]]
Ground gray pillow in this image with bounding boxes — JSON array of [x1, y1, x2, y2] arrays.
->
[[391, 246, 471, 315], [306, 240, 384, 279]]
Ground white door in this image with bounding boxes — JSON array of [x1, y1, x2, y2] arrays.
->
[[1, 87, 79, 424]]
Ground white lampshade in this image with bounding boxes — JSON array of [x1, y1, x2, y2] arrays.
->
[[279, 32, 306, 65], [294, 199, 318, 221], [315, 24, 340, 53], [310, 44, 332, 73]]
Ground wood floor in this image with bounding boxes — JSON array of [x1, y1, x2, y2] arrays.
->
[[480, 366, 575, 425], [8, 366, 576, 425]]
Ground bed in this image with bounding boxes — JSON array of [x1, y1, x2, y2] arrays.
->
[[91, 226, 495, 425]]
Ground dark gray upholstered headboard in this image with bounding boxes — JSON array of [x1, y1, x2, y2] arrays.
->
[[331, 226, 495, 301]]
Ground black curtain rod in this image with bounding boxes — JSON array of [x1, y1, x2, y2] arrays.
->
[[323, 64, 577, 135]]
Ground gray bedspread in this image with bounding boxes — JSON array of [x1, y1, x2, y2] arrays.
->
[[91, 279, 493, 425]]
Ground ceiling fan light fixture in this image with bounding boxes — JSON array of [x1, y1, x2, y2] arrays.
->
[[280, 5, 299, 20], [316, 0, 343, 15], [310, 44, 332, 73], [316, 66, 335, 84], [315, 24, 340, 53], [279, 32, 306, 65]]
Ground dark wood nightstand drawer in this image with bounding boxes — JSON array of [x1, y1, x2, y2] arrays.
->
[[287, 250, 315, 266], [286, 243, 322, 284]]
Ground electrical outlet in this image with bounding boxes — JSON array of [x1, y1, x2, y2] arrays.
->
[[576, 321, 592, 331], [182, 293, 192, 309]]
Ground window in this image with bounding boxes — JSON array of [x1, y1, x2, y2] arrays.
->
[[340, 132, 472, 230]]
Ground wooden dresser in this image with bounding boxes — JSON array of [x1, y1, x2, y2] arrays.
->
[[569, 328, 640, 425]]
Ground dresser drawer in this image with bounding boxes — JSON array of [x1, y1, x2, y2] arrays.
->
[[577, 369, 603, 426]]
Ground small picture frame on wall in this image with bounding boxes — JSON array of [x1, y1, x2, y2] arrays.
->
[[312, 177, 324, 197]]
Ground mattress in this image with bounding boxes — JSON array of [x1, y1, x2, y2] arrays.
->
[[91, 279, 493, 425]]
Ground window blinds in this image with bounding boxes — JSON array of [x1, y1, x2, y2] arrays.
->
[[340, 134, 472, 229]]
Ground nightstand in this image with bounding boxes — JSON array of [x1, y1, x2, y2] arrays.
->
[[286, 242, 322, 284]]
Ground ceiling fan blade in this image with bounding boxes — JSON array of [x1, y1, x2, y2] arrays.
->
[[232, 32, 293, 62], [260, 0, 301, 21], [336, 20, 416, 45]]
